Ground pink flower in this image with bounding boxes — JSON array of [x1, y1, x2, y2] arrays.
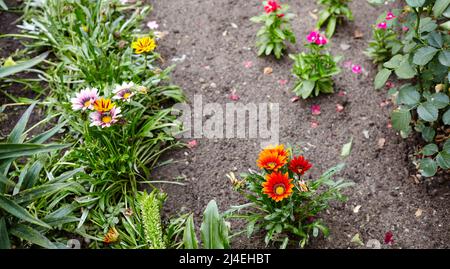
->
[[315, 34, 328, 45], [377, 22, 387, 29], [146, 21, 159, 30], [336, 104, 344, 112], [71, 88, 99, 111], [277, 14, 285, 18], [278, 79, 288, 86], [187, 140, 197, 149], [89, 107, 122, 128], [384, 231, 394, 244], [264, 0, 280, 13], [229, 89, 240, 101], [243, 61, 253, 68], [402, 25, 409, 32], [351, 64, 362, 74], [112, 82, 135, 102], [311, 104, 321, 115], [306, 31, 319, 43], [338, 90, 347, 96], [386, 11, 396, 20]]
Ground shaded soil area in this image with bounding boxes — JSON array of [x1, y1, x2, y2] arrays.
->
[[150, 0, 450, 248]]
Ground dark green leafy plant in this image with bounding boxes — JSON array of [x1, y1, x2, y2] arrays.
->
[[250, 0, 296, 59], [316, 0, 353, 37], [290, 32, 341, 99], [182, 200, 230, 249], [372, 0, 450, 177], [228, 145, 352, 248], [0, 104, 84, 249]]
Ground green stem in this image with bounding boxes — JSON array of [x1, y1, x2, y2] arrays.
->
[[414, 7, 423, 91]]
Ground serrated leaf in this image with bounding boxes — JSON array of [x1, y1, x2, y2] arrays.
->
[[417, 102, 439, 122], [383, 55, 403, 69], [391, 108, 411, 131], [406, 0, 426, 7], [443, 109, 450, 125], [436, 152, 450, 169], [429, 92, 449, 109], [395, 57, 417, 79], [433, 0, 450, 17], [413, 46, 438, 66], [438, 50, 450, 66], [374, 69, 392, 90], [422, 144, 439, 156], [427, 32, 443, 48], [421, 126, 436, 142], [398, 85, 420, 105], [419, 158, 438, 177]]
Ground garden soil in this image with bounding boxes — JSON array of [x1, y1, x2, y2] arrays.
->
[[1, 0, 449, 249], [150, 0, 450, 248]]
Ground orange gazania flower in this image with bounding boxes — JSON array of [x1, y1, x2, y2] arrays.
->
[[262, 172, 294, 202], [288, 156, 312, 175], [257, 145, 288, 171], [93, 97, 114, 113], [103, 227, 119, 244]]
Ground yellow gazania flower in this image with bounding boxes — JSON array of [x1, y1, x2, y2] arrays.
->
[[93, 97, 114, 113], [131, 36, 157, 54], [103, 227, 119, 244]]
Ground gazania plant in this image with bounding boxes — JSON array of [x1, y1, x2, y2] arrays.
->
[[227, 145, 353, 248], [250, 0, 296, 59], [290, 31, 341, 99]]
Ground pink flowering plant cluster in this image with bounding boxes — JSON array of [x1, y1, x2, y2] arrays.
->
[[365, 10, 403, 65], [316, 0, 353, 37], [250, 0, 296, 59], [290, 31, 341, 99], [369, 1, 450, 177]]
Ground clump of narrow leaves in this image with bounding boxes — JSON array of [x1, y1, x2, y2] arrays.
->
[[290, 31, 341, 99], [316, 0, 353, 37], [250, 0, 296, 59], [372, 0, 450, 177]]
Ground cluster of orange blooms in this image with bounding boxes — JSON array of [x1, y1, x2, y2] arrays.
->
[[257, 145, 312, 202]]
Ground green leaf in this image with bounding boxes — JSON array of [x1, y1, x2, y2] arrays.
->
[[391, 108, 411, 131], [0, 217, 10, 249], [0, 52, 49, 78], [421, 126, 436, 142], [0, 194, 51, 229], [438, 50, 450, 66], [429, 92, 449, 109], [436, 152, 450, 169], [273, 28, 285, 40], [433, 0, 450, 17], [374, 69, 392, 90], [0, 173, 14, 187], [427, 32, 443, 48], [443, 109, 450, 125], [13, 182, 75, 204], [383, 55, 403, 69], [0, 144, 70, 160], [200, 200, 229, 249], [406, 0, 426, 7], [9, 224, 57, 249], [417, 102, 439, 122], [397, 85, 420, 105], [27, 121, 66, 144], [265, 43, 274, 56], [419, 158, 438, 177], [422, 144, 439, 156], [326, 16, 337, 37], [444, 139, 450, 153], [298, 80, 315, 99], [395, 57, 417, 79], [317, 10, 331, 28], [183, 214, 198, 249], [7, 102, 36, 144], [0, 0, 8, 10], [413, 46, 438, 66], [340, 138, 353, 157]]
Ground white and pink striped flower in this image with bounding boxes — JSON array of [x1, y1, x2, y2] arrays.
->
[[71, 88, 99, 111], [112, 82, 135, 102], [89, 107, 122, 128]]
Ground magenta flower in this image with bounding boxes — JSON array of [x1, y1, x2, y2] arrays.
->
[[311, 104, 321, 115], [306, 31, 319, 43], [386, 11, 396, 20], [351, 64, 362, 74], [384, 231, 394, 244], [402, 26, 409, 32], [89, 107, 122, 128], [315, 34, 328, 45], [377, 22, 387, 29], [113, 82, 135, 102], [71, 88, 99, 111]]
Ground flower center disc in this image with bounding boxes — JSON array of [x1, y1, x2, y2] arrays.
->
[[84, 100, 91, 108], [102, 115, 112, 123], [274, 184, 285, 195]]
